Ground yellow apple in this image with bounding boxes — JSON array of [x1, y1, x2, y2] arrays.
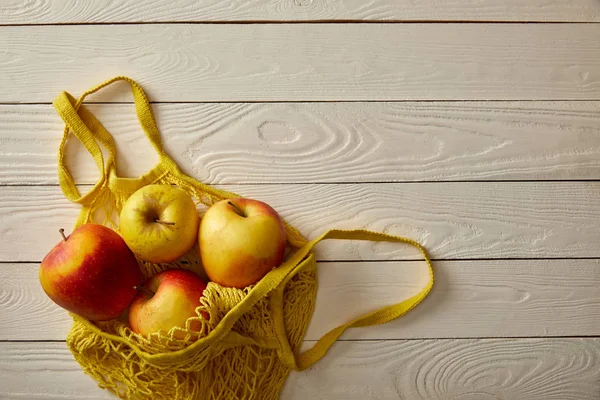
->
[[199, 198, 287, 288], [128, 269, 207, 339], [39, 224, 143, 321], [119, 185, 199, 263]]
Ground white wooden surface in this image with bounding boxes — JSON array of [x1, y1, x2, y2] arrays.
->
[[3, 339, 599, 400], [1, 0, 600, 23], [2, 102, 600, 185], [1, 1, 600, 399], [1, 24, 600, 102]]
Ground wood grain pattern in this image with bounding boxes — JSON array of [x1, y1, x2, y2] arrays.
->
[[2, 2, 599, 398], [0, 263, 70, 341], [2, 260, 599, 341], [2, 340, 599, 399], [0, 182, 599, 262], [1, 24, 600, 102], [2, 101, 600, 185], [0, 342, 113, 400], [282, 339, 600, 400], [306, 259, 600, 340], [1, 0, 599, 23]]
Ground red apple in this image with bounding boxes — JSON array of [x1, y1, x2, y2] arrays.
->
[[128, 269, 207, 339], [199, 198, 287, 288], [39, 224, 143, 321]]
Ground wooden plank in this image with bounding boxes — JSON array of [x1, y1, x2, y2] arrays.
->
[[1, 340, 599, 399], [1, 0, 599, 23], [282, 339, 600, 400], [2, 101, 600, 185], [1, 182, 599, 262], [306, 259, 600, 340], [0, 342, 113, 400], [1, 260, 599, 341], [1, 24, 600, 102]]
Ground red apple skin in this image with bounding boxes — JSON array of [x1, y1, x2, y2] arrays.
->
[[39, 224, 143, 321], [199, 198, 287, 288], [128, 269, 207, 339]]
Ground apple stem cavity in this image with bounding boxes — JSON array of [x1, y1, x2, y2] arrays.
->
[[154, 219, 176, 226], [228, 201, 246, 218], [58, 228, 67, 242], [134, 286, 155, 297]]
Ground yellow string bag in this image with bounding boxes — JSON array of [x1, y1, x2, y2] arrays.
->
[[53, 76, 434, 400]]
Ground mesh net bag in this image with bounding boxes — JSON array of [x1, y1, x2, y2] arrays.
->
[[52, 77, 434, 400]]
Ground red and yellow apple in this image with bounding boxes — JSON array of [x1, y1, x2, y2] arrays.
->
[[128, 269, 207, 339], [119, 184, 199, 263], [199, 198, 287, 288], [39, 224, 143, 321]]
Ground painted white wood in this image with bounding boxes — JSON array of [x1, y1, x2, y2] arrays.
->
[[0, 182, 598, 262], [2, 260, 599, 341], [2, 340, 599, 399], [282, 339, 600, 400], [1, 0, 599, 23], [2, 101, 600, 185], [0, 342, 114, 400], [1, 24, 600, 102], [2, 3, 599, 398], [306, 259, 600, 340]]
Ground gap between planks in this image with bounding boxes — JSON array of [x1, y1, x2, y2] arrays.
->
[[2, 335, 600, 344], [2, 99, 600, 105], [3, 180, 600, 187], [5, 257, 600, 264], [3, 21, 600, 27]]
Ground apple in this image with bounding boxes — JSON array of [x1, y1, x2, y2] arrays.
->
[[128, 269, 207, 339], [199, 198, 287, 288], [119, 184, 199, 263], [39, 224, 143, 321]]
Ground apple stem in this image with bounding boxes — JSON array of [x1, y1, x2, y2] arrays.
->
[[154, 219, 175, 226], [228, 201, 246, 218], [59, 228, 67, 242], [134, 286, 155, 296]]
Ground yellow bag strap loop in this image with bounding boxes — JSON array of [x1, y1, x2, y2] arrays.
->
[[53, 77, 175, 204], [72, 76, 166, 156], [276, 229, 434, 371], [53, 85, 111, 204]]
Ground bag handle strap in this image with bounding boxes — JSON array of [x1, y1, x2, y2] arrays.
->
[[54, 91, 115, 204], [273, 229, 434, 371], [53, 77, 171, 204]]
